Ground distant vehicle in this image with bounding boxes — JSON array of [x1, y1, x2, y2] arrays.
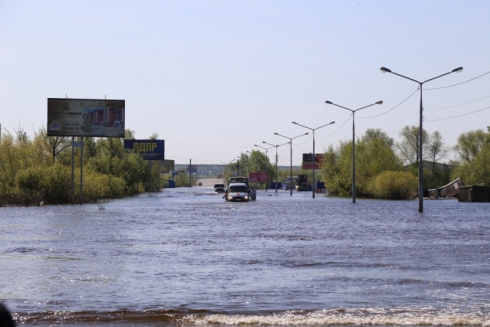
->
[[226, 183, 251, 202], [296, 174, 308, 191], [225, 176, 256, 202], [213, 183, 226, 193], [198, 182, 202, 186]]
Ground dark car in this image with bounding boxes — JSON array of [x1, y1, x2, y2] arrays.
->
[[213, 183, 226, 193]]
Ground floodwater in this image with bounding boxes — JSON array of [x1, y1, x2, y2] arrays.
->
[[1, 187, 489, 326]]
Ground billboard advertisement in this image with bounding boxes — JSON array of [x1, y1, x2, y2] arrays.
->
[[160, 160, 175, 173], [47, 98, 125, 137], [124, 139, 165, 160], [302, 153, 324, 163], [302, 162, 321, 170], [249, 172, 268, 183]]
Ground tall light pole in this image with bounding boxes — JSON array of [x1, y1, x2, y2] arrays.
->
[[245, 151, 251, 177], [325, 100, 383, 203], [274, 132, 309, 196], [293, 121, 335, 198], [237, 156, 240, 176], [380, 66, 463, 213], [262, 141, 289, 193], [255, 144, 273, 191]]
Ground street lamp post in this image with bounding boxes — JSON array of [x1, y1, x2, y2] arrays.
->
[[246, 151, 251, 177], [380, 66, 463, 213], [325, 100, 383, 203], [262, 141, 289, 193], [274, 132, 309, 196], [255, 144, 273, 191], [293, 121, 335, 198]]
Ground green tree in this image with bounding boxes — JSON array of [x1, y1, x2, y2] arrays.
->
[[454, 129, 488, 163], [321, 129, 402, 196], [396, 125, 429, 167], [452, 129, 490, 186], [426, 131, 448, 173]]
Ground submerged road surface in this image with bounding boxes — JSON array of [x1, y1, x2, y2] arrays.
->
[[1, 187, 489, 326]]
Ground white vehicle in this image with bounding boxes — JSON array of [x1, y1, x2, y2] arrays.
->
[[225, 176, 256, 202], [226, 183, 251, 202]]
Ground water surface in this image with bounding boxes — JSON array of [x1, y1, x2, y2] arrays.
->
[[1, 187, 489, 326]]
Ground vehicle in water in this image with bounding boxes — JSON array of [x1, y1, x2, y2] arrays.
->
[[213, 183, 226, 193], [225, 176, 256, 202], [296, 174, 309, 191]]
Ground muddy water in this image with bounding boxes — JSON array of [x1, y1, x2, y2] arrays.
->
[[1, 187, 489, 326]]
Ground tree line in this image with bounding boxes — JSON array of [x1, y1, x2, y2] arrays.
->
[[0, 128, 164, 206], [225, 126, 490, 199]]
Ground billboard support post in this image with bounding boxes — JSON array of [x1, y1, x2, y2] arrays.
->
[[293, 121, 335, 198], [71, 137, 75, 204], [80, 137, 84, 205], [147, 160, 152, 194]]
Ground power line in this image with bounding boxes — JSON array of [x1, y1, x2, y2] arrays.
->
[[425, 70, 490, 90], [316, 115, 351, 138], [425, 106, 490, 122], [378, 113, 418, 129], [357, 88, 418, 119], [426, 94, 490, 111]]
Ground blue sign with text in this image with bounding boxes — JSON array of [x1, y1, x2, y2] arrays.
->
[[124, 139, 165, 160]]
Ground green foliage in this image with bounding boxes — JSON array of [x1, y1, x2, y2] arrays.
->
[[397, 125, 429, 167], [174, 169, 193, 187], [223, 150, 274, 188], [454, 129, 489, 163], [321, 129, 402, 196], [0, 127, 161, 206], [369, 170, 417, 199], [15, 164, 72, 204], [452, 142, 490, 187], [451, 129, 490, 187]]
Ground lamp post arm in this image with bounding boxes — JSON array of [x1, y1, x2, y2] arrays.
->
[[292, 122, 313, 131], [315, 121, 335, 130], [422, 71, 454, 84], [329, 103, 354, 112], [390, 71, 421, 84], [354, 102, 382, 112]]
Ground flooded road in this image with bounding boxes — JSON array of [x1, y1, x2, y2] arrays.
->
[[1, 187, 489, 326]]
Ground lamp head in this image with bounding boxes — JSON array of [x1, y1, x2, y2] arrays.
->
[[376, 101, 383, 105], [330, 121, 335, 124], [452, 67, 463, 73], [274, 133, 278, 135], [292, 121, 298, 125], [380, 67, 391, 73], [262, 141, 266, 144], [325, 101, 333, 105], [254, 144, 258, 146]]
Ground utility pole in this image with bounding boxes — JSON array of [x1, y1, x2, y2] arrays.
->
[[189, 159, 192, 187]]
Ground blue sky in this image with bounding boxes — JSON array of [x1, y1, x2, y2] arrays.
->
[[1, 1, 489, 166]]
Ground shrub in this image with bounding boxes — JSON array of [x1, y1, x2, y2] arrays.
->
[[369, 170, 417, 199]]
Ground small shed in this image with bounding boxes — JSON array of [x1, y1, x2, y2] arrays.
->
[[458, 185, 490, 202], [428, 178, 463, 199]]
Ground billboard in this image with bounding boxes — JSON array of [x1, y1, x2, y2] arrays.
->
[[249, 172, 268, 183], [124, 139, 165, 160], [302, 153, 324, 163], [160, 160, 175, 173], [302, 162, 321, 170], [47, 98, 125, 137]]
